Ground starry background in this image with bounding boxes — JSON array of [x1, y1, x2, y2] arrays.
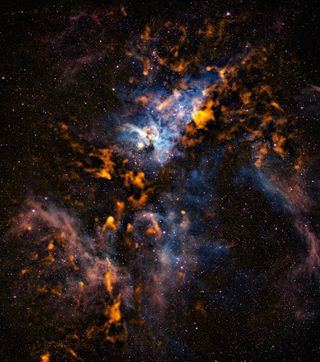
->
[[1, 0, 320, 361]]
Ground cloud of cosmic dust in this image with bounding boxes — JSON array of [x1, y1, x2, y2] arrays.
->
[[2, 3, 320, 362]]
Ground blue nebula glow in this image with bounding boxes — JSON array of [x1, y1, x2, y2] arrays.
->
[[115, 69, 220, 165], [237, 164, 289, 211]]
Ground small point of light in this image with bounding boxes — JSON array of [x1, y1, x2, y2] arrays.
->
[[137, 142, 145, 150]]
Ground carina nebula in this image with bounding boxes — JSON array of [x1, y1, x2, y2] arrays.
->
[[1, 1, 320, 361]]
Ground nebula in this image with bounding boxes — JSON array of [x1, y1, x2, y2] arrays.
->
[[1, 1, 320, 361]]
